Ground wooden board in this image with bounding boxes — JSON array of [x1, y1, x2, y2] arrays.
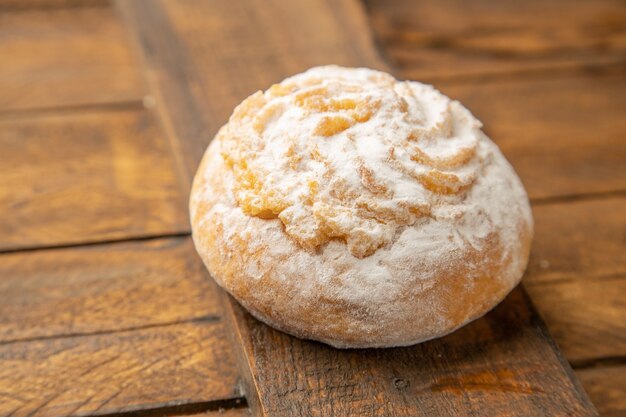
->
[[527, 198, 626, 284], [522, 198, 626, 364], [0, 321, 240, 417], [0, 236, 243, 417], [437, 71, 626, 200], [0, 237, 220, 341], [526, 277, 626, 364], [118, 0, 597, 415], [365, 0, 626, 82], [224, 288, 595, 416], [577, 365, 626, 417], [0, 108, 188, 250], [0, 4, 145, 112]]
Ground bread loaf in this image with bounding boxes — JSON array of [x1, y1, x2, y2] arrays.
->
[[190, 66, 533, 348]]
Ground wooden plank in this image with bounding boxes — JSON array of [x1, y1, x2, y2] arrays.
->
[[365, 0, 626, 81], [118, 0, 597, 415], [521, 198, 626, 365], [525, 277, 626, 364], [577, 365, 626, 417], [438, 72, 626, 199], [0, 320, 240, 417], [527, 198, 626, 285], [0, 237, 222, 341], [0, 5, 145, 112], [0, 108, 188, 250], [0, 236, 243, 417], [224, 288, 595, 416]]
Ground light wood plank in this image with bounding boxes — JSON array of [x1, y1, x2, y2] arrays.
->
[[0, 109, 187, 250], [0, 321, 240, 417], [0, 5, 145, 111], [522, 198, 626, 366], [577, 365, 626, 417], [527, 198, 626, 285], [439, 73, 626, 199], [0, 237, 221, 341], [366, 0, 626, 81], [526, 277, 626, 364]]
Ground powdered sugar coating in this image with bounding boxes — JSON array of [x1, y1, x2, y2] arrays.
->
[[221, 66, 489, 258], [190, 66, 533, 348]]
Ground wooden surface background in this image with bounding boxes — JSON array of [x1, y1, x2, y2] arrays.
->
[[0, 0, 624, 416]]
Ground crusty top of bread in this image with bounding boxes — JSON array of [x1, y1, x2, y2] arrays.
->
[[190, 66, 533, 348]]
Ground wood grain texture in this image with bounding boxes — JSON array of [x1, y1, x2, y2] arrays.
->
[[577, 365, 626, 417], [522, 198, 626, 366], [224, 288, 595, 417], [0, 237, 222, 341], [526, 277, 626, 364], [438, 72, 626, 199], [0, 321, 240, 417], [118, 0, 597, 415], [0, 5, 145, 112], [365, 0, 626, 82], [0, 109, 187, 250], [526, 198, 626, 285]]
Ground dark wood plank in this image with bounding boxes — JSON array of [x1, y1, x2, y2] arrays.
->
[[0, 237, 221, 341], [365, 0, 626, 81], [437, 72, 626, 200], [0, 236, 243, 417], [526, 277, 626, 364], [577, 365, 626, 417], [224, 288, 595, 417], [0, 5, 145, 112], [0, 108, 188, 250], [119, 0, 597, 415], [527, 198, 626, 285], [0, 320, 240, 417]]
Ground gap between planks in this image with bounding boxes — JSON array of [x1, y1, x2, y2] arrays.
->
[[0, 314, 220, 346], [0, 231, 191, 256], [526, 271, 626, 288], [0, 99, 150, 122], [59, 397, 249, 417], [393, 58, 626, 85], [530, 189, 626, 206], [571, 356, 626, 371]]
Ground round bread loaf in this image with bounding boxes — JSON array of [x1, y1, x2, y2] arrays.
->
[[190, 66, 533, 348]]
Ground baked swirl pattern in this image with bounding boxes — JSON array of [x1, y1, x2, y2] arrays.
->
[[220, 67, 483, 258]]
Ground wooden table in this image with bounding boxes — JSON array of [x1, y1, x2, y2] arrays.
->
[[0, 0, 624, 416]]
